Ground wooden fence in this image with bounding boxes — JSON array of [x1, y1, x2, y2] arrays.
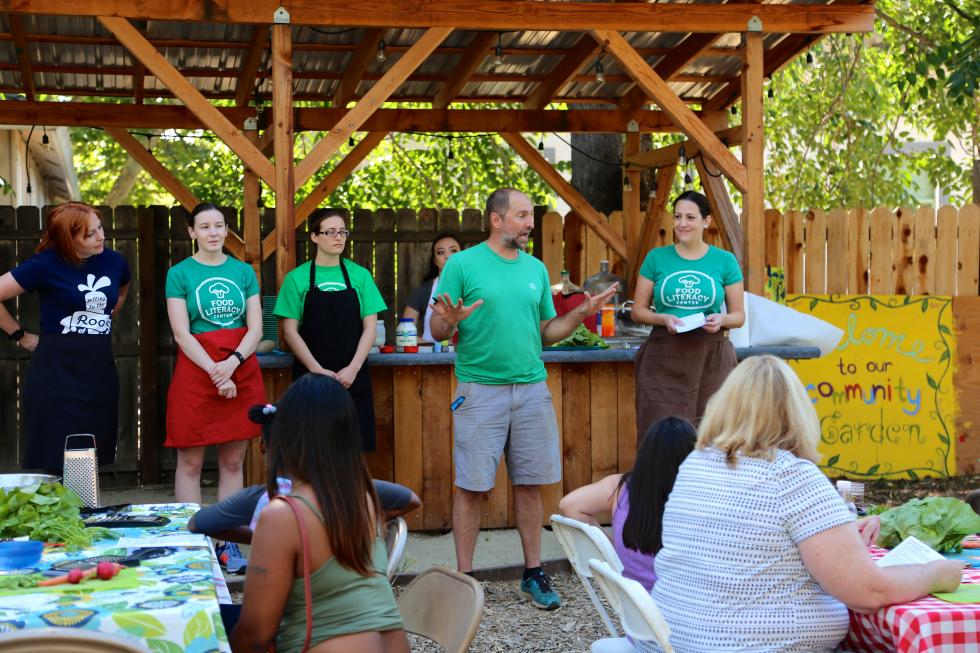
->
[[0, 204, 491, 483]]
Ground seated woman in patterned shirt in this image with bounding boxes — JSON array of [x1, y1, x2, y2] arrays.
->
[[646, 355, 962, 653]]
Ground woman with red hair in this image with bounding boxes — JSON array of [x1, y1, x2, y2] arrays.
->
[[0, 202, 130, 473]]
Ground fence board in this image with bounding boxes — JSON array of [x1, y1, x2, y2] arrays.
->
[[540, 211, 563, 284], [935, 206, 958, 295], [826, 209, 848, 294], [784, 210, 805, 293], [563, 211, 585, 285], [0, 206, 17, 469], [956, 204, 980, 295], [913, 206, 936, 295], [350, 209, 374, 274], [396, 208, 430, 319], [893, 207, 915, 295], [848, 208, 871, 294], [374, 209, 397, 343], [14, 207, 40, 462], [109, 206, 139, 474], [869, 207, 894, 293], [437, 208, 460, 233], [764, 208, 783, 271], [460, 209, 484, 248], [805, 209, 827, 293]]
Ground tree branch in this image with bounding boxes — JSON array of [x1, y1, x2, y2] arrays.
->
[[875, 9, 932, 49]]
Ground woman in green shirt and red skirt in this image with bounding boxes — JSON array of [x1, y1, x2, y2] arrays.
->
[[165, 203, 265, 504], [630, 191, 745, 434]]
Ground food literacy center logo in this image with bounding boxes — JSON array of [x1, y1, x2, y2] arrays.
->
[[660, 270, 714, 309], [196, 277, 245, 326]]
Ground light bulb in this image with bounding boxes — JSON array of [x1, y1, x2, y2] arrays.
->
[[494, 45, 504, 66], [376, 39, 386, 63], [595, 60, 605, 84]]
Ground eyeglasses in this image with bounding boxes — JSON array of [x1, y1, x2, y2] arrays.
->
[[317, 229, 350, 238]]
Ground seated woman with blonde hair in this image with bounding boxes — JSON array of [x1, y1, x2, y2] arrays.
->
[[646, 355, 962, 653]]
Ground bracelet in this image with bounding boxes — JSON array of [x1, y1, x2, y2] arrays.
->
[[229, 350, 246, 366], [7, 328, 24, 342]]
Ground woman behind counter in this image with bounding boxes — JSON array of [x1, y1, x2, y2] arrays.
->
[[630, 190, 744, 433], [401, 232, 461, 343], [644, 355, 962, 653], [274, 209, 387, 452], [0, 202, 130, 473], [165, 203, 265, 504]]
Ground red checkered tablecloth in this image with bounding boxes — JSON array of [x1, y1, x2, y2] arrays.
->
[[842, 546, 980, 653]]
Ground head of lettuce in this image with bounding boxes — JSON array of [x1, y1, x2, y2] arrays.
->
[[878, 496, 980, 552]]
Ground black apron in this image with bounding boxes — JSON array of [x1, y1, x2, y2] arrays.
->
[[292, 258, 377, 452], [22, 333, 119, 474]]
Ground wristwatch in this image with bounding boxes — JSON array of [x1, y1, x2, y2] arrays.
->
[[229, 350, 246, 365], [7, 328, 24, 342]]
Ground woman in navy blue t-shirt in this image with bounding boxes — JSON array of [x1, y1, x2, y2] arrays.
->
[[0, 202, 130, 473]]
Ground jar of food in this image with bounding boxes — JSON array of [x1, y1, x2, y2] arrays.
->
[[395, 317, 417, 351]]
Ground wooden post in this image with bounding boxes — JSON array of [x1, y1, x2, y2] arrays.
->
[[272, 14, 295, 288], [243, 121, 262, 285], [741, 31, 765, 294], [623, 130, 642, 265], [137, 208, 158, 484]]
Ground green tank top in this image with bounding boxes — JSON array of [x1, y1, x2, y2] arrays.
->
[[274, 495, 404, 653]]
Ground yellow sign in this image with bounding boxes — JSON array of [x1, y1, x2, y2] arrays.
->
[[787, 295, 957, 479]]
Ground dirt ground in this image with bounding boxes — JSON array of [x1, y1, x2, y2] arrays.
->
[[862, 474, 980, 508]]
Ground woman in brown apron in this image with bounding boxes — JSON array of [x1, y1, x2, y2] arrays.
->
[[165, 203, 265, 504], [630, 191, 745, 434], [274, 210, 388, 452]]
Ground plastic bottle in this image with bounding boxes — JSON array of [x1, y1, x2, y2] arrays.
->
[[395, 317, 417, 352], [374, 321, 386, 347], [836, 480, 859, 518]]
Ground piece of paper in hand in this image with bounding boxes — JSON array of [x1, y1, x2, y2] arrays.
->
[[876, 536, 944, 567], [674, 312, 706, 333]]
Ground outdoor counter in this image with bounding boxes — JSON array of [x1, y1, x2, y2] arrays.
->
[[251, 345, 820, 531]]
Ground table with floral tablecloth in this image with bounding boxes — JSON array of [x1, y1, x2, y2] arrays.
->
[[843, 545, 980, 653], [0, 503, 230, 653]]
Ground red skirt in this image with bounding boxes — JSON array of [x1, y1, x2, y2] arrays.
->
[[165, 327, 265, 448]]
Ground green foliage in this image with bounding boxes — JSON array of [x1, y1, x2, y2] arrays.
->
[[877, 496, 980, 552], [760, 0, 978, 209], [551, 324, 608, 348], [0, 481, 116, 549]]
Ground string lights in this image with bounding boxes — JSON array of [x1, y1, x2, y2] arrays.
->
[[376, 39, 386, 63]]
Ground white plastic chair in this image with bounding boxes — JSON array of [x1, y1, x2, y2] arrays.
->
[[589, 559, 675, 653], [398, 566, 485, 653], [384, 516, 408, 581], [550, 514, 624, 638]]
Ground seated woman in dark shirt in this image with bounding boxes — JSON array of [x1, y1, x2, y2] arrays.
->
[[401, 232, 461, 343]]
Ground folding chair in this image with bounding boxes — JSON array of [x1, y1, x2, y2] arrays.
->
[[384, 516, 408, 581], [0, 628, 151, 652], [398, 566, 485, 653], [589, 559, 675, 653], [550, 514, 624, 638]]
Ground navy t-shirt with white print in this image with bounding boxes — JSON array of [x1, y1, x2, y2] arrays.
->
[[11, 247, 131, 335]]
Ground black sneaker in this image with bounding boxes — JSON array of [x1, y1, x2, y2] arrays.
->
[[520, 569, 561, 610]]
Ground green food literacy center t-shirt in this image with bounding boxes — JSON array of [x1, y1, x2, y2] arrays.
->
[[274, 259, 387, 323], [165, 256, 259, 334], [436, 242, 556, 385], [639, 245, 742, 318]]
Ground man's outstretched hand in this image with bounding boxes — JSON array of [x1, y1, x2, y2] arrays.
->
[[431, 293, 484, 327], [573, 283, 619, 319]]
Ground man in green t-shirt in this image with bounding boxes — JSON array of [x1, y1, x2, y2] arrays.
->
[[432, 188, 617, 610]]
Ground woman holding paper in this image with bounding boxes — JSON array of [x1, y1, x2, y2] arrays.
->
[[642, 356, 962, 653], [629, 190, 744, 433]]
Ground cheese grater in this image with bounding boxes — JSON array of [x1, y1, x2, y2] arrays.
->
[[63, 434, 100, 508]]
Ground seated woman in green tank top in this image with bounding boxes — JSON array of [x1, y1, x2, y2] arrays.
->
[[230, 374, 408, 653]]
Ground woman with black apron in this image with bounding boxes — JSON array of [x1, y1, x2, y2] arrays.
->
[[0, 202, 130, 474], [274, 209, 386, 452]]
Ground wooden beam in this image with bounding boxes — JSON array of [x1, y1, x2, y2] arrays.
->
[[623, 132, 642, 252], [3, 2, 877, 33], [0, 101, 689, 133], [103, 127, 199, 209], [98, 16, 277, 188], [628, 165, 676, 292], [695, 156, 743, 265], [500, 132, 627, 260], [741, 31, 765, 294], [243, 127, 262, 278], [524, 35, 601, 110], [332, 28, 383, 109], [105, 126, 245, 259], [272, 21, 295, 288], [627, 126, 742, 169], [295, 27, 451, 187], [234, 25, 269, 108], [433, 31, 495, 109], [593, 29, 748, 193], [7, 15, 35, 100], [618, 33, 722, 111], [262, 131, 388, 260], [132, 61, 145, 104]]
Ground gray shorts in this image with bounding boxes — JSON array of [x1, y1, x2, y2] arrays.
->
[[452, 381, 561, 492]]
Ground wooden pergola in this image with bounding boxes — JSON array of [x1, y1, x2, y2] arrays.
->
[[0, 1, 875, 294]]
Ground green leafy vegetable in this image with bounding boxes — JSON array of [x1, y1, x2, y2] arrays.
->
[[0, 573, 43, 590], [551, 324, 608, 348], [0, 482, 117, 550], [877, 496, 980, 552]]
